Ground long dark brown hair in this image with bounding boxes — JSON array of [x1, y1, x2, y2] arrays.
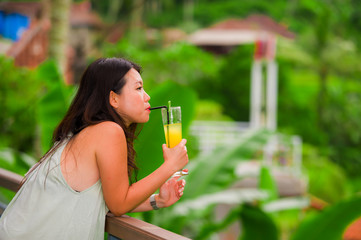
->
[[25, 57, 141, 185]]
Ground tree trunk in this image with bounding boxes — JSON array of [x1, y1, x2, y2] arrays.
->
[[183, 0, 194, 23], [106, 0, 123, 23], [129, 0, 144, 45], [314, 7, 330, 131], [316, 64, 328, 130], [48, 0, 71, 75], [40, 0, 50, 20]]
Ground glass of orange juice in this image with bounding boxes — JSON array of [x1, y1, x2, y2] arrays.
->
[[161, 106, 187, 176]]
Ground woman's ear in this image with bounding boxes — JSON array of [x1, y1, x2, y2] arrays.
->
[[109, 91, 119, 108]]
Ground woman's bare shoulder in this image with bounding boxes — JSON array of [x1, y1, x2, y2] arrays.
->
[[88, 122, 128, 168], [87, 121, 126, 142]]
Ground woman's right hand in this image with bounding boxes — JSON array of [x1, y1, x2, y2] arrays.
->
[[162, 139, 189, 172]]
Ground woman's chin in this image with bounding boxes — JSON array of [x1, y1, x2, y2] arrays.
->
[[138, 117, 150, 124]]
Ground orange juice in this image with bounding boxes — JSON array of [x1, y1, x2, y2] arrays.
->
[[164, 123, 182, 148]]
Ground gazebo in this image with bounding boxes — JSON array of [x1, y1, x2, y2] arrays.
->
[[188, 14, 295, 131]]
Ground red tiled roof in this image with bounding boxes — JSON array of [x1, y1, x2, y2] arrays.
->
[[188, 14, 295, 47], [209, 14, 295, 39], [0, 2, 42, 19], [70, 1, 103, 28]]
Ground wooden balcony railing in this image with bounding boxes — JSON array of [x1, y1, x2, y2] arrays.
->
[[0, 168, 191, 240]]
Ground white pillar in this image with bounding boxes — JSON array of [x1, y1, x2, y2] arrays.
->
[[250, 60, 263, 129], [266, 60, 278, 131]]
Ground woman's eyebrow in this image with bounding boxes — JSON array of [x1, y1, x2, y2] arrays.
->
[[135, 80, 143, 85]]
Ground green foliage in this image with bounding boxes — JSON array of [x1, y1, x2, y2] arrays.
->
[[277, 39, 361, 179], [191, 44, 253, 122], [303, 144, 349, 204], [0, 56, 40, 153], [192, 202, 280, 240], [102, 39, 220, 91], [322, 80, 361, 177], [277, 67, 327, 145], [34, 61, 74, 153], [183, 130, 269, 199], [259, 166, 279, 203], [193, 0, 287, 27], [240, 204, 279, 240], [195, 204, 241, 240], [0, 57, 74, 156], [145, 130, 273, 237], [194, 100, 233, 121], [291, 195, 361, 240], [135, 81, 197, 180]]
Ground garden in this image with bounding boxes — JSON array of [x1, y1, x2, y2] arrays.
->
[[1, 0, 361, 239]]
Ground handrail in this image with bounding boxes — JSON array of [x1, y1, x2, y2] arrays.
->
[[0, 168, 22, 192], [0, 168, 191, 240]]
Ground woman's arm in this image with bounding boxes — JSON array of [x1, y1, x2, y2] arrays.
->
[[94, 122, 188, 216]]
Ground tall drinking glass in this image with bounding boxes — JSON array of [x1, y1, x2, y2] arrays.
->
[[161, 106, 187, 176]]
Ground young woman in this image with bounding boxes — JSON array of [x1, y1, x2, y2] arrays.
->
[[0, 57, 189, 239]]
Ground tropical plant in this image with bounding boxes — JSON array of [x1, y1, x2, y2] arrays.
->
[[291, 195, 361, 240], [34, 61, 75, 154], [102, 38, 220, 91], [142, 129, 275, 238], [0, 56, 40, 153], [135, 80, 197, 180]]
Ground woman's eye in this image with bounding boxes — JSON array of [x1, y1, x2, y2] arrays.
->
[[137, 87, 143, 90]]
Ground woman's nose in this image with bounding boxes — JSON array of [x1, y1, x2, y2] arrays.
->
[[144, 91, 150, 101]]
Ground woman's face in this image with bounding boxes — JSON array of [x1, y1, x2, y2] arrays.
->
[[110, 68, 151, 126]]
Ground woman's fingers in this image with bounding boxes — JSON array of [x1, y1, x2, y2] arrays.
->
[[178, 139, 187, 147], [162, 140, 189, 173], [177, 179, 186, 187], [176, 179, 186, 198]]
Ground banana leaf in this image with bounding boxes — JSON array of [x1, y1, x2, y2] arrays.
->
[[183, 129, 270, 199], [239, 204, 279, 240], [34, 61, 74, 153], [135, 80, 197, 180], [151, 130, 272, 234]]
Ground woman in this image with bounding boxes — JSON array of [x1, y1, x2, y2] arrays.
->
[[0, 58, 189, 239]]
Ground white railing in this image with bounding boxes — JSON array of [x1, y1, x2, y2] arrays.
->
[[189, 120, 250, 156]]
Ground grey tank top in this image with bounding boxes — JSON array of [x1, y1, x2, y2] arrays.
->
[[0, 140, 109, 240]]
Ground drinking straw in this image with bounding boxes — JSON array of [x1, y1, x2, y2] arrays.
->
[[167, 101, 172, 124], [149, 105, 169, 124], [149, 106, 167, 110], [167, 101, 171, 147], [149, 103, 171, 147]]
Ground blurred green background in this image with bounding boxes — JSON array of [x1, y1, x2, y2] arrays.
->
[[1, 0, 361, 239]]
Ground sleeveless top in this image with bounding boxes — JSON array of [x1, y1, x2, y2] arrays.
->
[[0, 140, 109, 240]]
